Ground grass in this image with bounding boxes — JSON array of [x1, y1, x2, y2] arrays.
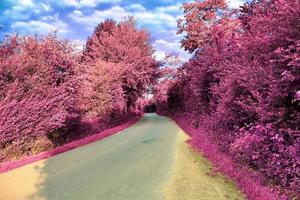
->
[[163, 128, 245, 200]]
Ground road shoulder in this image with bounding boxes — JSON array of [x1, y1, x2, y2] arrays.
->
[[163, 129, 245, 200]]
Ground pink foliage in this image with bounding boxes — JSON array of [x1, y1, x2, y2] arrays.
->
[[178, 0, 227, 53], [169, 115, 286, 200], [83, 18, 158, 111], [230, 125, 300, 192], [155, 0, 300, 198], [80, 60, 126, 120], [0, 35, 80, 148], [0, 18, 156, 163]]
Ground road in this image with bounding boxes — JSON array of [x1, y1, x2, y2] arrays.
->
[[0, 114, 244, 200]]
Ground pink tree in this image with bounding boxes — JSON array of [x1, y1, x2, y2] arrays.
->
[[154, 0, 300, 196], [0, 34, 80, 152], [83, 18, 158, 111], [178, 0, 227, 52], [80, 60, 125, 120]]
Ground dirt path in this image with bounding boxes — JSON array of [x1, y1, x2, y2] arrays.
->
[[0, 114, 244, 200]]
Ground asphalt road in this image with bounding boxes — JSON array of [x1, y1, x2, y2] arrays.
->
[[0, 114, 244, 200]]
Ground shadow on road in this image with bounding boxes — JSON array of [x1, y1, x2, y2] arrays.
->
[[24, 114, 179, 200]]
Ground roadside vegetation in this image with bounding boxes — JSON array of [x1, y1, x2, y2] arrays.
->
[[0, 18, 158, 163], [0, 0, 299, 199], [153, 0, 300, 199]]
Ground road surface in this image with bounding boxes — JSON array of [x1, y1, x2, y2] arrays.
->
[[0, 114, 244, 200]]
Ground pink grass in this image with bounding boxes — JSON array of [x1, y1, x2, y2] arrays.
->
[[168, 114, 287, 200], [0, 117, 141, 174]]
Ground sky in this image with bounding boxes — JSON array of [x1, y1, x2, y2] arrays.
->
[[0, 0, 248, 61]]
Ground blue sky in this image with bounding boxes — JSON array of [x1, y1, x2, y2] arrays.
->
[[0, 0, 248, 61]]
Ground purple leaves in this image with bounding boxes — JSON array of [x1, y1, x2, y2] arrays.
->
[[154, 0, 300, 198], [0, 18, 156, 164], [0, 35, 80, 148]]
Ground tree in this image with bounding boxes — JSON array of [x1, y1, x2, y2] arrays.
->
[[178, 0, 227, 52], [155, 0, 300, 195], [0, 34, 80, 148], [80, 60, 125, 119], [83, 18, 158, 111]]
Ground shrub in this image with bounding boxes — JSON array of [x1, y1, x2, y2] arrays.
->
[[230, 125, 300, 192], [0, 35, 80, 148], [154, 0, 300, 196]]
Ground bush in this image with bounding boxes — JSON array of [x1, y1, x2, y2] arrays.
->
[[154, 0, 300, 196], [230, 125, 300, 191], [0, 35, 80, 149]]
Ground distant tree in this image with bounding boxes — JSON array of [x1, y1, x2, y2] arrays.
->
[[83, 18, 158, 111], [80, 60, 125, 119], [178, 0, 227, 52]]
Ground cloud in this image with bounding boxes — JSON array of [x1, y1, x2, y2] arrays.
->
[[12, 0, 34, 7], [53, 0, 121, 8], [126, 4, 146, 12], [154, 3, 182, 14], [3, 0, 52, 20], [153, 36, 190, 62], [134, 11, 178, 29], [69, 4, 179, 30], [41, 3, 52, 12], [226, 0, 246, 9], [11, 14, 69, 36], [69, 6, 130, 30], [70, 39, 86, 52]]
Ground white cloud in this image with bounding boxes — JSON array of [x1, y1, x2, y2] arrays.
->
[[54, 0, 121, 8], [154, 50, 166, 61], [13, 0, 34, 7], [134, 11, 178, 29], [69, 6, 130, 30], [69, 5, 179, 30], [153, 38, 190, 62], [226, 0, 246, 9], [126, 4, 146, 12], [4, 0, 52, 20], [11, 15, 69, 36], [41, 3, 52, 12], [71, 39, 86, 53], [154, 3, 182, 14]]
